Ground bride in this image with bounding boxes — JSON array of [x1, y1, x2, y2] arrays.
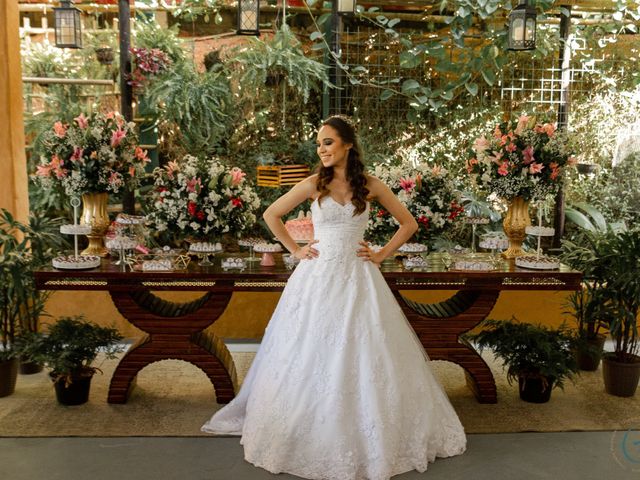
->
[[202, 115, 466, 479]]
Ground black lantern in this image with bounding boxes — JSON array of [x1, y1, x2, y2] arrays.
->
[[336, 0, 356, 15], [54, 0, 82, 49], [237, 0, 260, 36], [508, 0, 537, 51]]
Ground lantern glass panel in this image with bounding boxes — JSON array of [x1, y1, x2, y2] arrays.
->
[[511, 17, 524, 43], [337, 0, 355, 14], [525, 17, 536, 42]]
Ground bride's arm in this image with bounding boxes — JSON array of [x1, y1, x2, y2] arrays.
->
[[263, 175, 319, 258], [362, 176, 418, 263]]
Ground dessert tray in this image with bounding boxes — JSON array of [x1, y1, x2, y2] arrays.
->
[[479, 234, 509, 251], [525, 226, 555, 237], [52, 254, 101, 270], [132, 247, 191, 272], [398, 243, 429, 254], [60, 224, 92, 235], [402, 255, 429, 270], [188, 242, 223, 253], [221, 257, 247, 271], [451, 254, 497, 271], [254, 243, 283, 253], [515, 255, 560, 270]]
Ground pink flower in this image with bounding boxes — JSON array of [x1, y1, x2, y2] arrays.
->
[[529, 162, 544, 174], [567, 156, 577, 166], [109, 171, 123, 186], [53, 122, 67, 138], [497, 161, 510, 176], [74, 113, 89, 129], [134, 146, 149, 161], [505, 143, 517, 153], [522, 146, 535, 165], [165, 160, 179, 179], [230, 167, 246, 186], [549, 162, 561, 180], [490, 150, 503, 165], [473, 136, 491, 153], [106, 111, 116, 119], [431, 165, 443, 176], [186, 177, 201, 193], [542, 123, 556, 137], [493, 125, 502, 139], [515, 115, 529, 135], [129, 166, 137, 177], [70, 147, 84, 163], [36, 164, 52, 177], [466, 158, 478, 173], [110, 128, 126, 148], [399, 177, 416, 193]]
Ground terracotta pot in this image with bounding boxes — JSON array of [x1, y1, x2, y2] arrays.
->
[[502, 196, 531, 258], [81, 192, 110, 257], [603, 353, 640, 397], [0, 358, 19, 397]]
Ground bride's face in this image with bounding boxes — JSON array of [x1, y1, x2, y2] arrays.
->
[[316, 125, 352, 169]]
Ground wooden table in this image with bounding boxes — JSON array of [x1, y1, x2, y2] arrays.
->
[[35, 254, 582, 404]]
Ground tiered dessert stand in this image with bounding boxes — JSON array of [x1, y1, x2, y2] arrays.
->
[[53, 198, 101, 270], [515, 208, 560, 270]]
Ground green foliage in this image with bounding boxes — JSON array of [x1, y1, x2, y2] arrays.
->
[[232, 24, 331, 104], [133, 16, 186, 65], [20, 316, 124, 385], [170, 0, 224, 23], [145, 62, 235, 156], [466, 318, 579, 390], [0, 209, 64, 360]]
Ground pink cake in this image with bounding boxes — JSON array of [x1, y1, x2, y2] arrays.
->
[[285, 211, 314, 242]]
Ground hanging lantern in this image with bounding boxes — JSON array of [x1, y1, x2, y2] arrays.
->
[[336, 0, 356, 15], [237, 0, 260, 36], [54, 0, 82, 49], [508, 0, 537, 51]]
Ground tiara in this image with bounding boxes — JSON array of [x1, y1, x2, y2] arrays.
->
[[324, 114, 357, 131]]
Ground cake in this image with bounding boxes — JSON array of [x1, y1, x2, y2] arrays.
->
[[515, 255, 560, 270], [52, 255, 101, 270], [60, 224, 92, 235], [285, 211, 314, 242]]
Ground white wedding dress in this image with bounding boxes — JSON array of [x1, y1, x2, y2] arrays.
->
[[202, 196, 466, 480]]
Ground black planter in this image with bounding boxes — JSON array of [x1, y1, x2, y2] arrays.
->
[[576, 163, 598, 175], [0, 358, 19, 397], [52, 373, 93, 406], [603, 354, 640, 397], [19, 360, 44, 375], [519, 375, 555, 403], [576, 334, 607, 371]]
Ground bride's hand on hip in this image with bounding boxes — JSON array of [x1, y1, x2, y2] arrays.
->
[[293, 240, 319, 260], [357, 241, 383, 266]]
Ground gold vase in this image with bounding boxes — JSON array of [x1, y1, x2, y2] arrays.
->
[[502, 196, 531, 258], [81, 192, 110, 257]]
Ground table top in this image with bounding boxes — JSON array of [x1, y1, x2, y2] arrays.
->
[[34, 252, 582, 292]]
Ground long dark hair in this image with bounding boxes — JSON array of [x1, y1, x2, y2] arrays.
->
[[315, 115, 369, 215]]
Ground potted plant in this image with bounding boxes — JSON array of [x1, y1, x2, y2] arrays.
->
[[465, 318, 579, 403], [0, 209, 62, 394], [597, 229, 640, 396], [22, 316, 124, 405], [564, 287, 608, 371]]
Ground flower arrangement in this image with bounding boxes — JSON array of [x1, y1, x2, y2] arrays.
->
[[128, 47, 172, 90], [35, 111, 149, 198], [367, 163, 464, 245], [467, 115, 576, 202], [145, 155, 261, 241]]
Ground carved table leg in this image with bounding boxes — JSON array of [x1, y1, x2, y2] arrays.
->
[[394, 290, 500, 403], [108, 290, 235, 404]]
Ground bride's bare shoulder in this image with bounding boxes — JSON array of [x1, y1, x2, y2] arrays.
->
[[365, 175, 385, 199]]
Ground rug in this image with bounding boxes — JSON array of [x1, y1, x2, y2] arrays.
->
[[0, 349, 638, 437]]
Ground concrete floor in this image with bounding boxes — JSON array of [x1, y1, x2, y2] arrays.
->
[[2, 432, 639, 480]]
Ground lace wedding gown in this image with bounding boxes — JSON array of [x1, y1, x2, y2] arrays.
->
[[202, 196, 466, 480]]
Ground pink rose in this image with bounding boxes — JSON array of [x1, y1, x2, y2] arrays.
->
[[230, 167, 246, 186]]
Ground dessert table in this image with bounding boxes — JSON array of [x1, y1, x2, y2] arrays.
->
[[34, 253, 582, 404]]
